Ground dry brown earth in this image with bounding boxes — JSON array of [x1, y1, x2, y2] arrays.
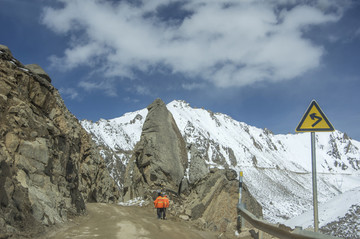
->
[[42, 203, 278, 239], [44, 203, 222, 239]]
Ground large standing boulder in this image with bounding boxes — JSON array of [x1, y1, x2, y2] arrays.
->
[[0, 45, 119, 237], [123, 99, 188, 200]]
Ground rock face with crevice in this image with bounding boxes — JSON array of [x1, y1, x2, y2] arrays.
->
[[0, 44, 119, 237]]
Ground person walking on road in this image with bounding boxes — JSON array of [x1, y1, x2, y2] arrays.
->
[[154, 192, 169, 220]]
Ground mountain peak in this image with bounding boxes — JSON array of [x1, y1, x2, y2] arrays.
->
[[168, 99, 191, 108]]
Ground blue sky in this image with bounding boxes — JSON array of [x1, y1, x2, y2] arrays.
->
[[1, 0, 360, 141]]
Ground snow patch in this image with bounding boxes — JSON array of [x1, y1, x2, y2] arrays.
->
[[118, 197, 147, 207]]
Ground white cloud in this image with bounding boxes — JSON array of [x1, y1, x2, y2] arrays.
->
[[78, 80, 117, 96], [59, 87, 79, 100], [182, 82, 206, 90], [41, 0, 345, 89], [123, 97, 140, 104], [49, 42, 107, 71], [134, 85, 152, 96]]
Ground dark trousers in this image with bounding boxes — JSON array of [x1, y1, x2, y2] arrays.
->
[[157, 208, 166, 219]]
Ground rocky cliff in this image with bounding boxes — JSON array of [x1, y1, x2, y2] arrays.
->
[[0, 44, 119, 237], [122, 98, 262, 233]]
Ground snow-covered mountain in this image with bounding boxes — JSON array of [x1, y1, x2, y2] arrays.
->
[[81, 100, 360, 234]]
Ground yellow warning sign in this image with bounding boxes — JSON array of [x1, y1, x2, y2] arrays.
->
[[296, 100, 334, 132]]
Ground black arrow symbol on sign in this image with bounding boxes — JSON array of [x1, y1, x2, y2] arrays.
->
[[310, 113, 322, 127]]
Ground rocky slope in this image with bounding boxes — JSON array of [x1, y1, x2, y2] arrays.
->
[[81, 99, 360, 234], [321, 204, 360, 238], [0, 44, 119, 237]]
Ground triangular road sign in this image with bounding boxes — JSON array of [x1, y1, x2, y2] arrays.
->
[[296, 100, 334, 132]]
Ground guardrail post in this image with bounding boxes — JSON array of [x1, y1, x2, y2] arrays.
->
[[259, 216, 263, 239], [237, 171, 245, 232]]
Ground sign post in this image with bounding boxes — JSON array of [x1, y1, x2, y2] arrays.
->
[[311, 131, 319, 232], [296, 100, 334, 232]]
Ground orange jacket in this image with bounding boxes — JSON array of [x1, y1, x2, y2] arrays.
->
[[154, 196, 169, 208]]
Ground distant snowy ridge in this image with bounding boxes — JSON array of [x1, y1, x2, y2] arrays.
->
[[81, 100, 360, 226]]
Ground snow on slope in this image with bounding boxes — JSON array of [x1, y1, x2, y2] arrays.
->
[[283, 187, 360, 238], [284, 187, 360, 228], [81, 108, 147, 165], [167, 100, 360, 222], [81, 100, 360, 224], [82, 108, 146, 151]]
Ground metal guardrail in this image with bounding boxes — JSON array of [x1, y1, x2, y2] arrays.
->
[[237, 204, 343, 239]]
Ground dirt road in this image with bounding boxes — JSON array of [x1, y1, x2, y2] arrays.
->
[[44, 203, 219, 239]]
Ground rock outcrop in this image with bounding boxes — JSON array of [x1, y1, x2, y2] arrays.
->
[[0, 44, 119, 237], [174, 168, 262, 233], [122, 98, 262, 234], [123, 99, 188, 200], [188, 144, 209, 185], [24, 64, 52, 83]]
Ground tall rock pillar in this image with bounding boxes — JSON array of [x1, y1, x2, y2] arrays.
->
[[123, 99, 188, 200]]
